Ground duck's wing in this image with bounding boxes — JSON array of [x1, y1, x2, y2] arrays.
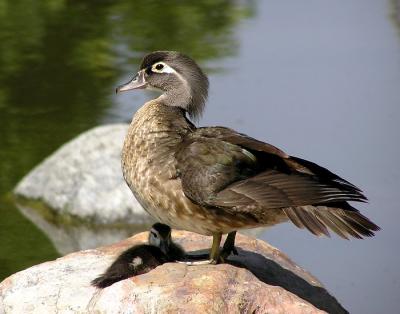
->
[[194, 126, 289, 158], [176, 127, 379, 238], [195, 127, 361, 192]]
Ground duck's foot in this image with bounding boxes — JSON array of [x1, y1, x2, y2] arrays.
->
[[182, 252, 210, 260], [176, 232, 238, 265], [220, 231, 238, 260], [175, 253, 211, 265], [177, 232, 224, 265], [176, 251, 231, 265], [177, 259, 218, 266]]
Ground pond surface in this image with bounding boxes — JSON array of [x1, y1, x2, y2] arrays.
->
[[1, 1, 399, 313]]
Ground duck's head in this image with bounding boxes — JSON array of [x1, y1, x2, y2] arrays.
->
[[116, 51, 209, 120], [148, 222, 173, 255]]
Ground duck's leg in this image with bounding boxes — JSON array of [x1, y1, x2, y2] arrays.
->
[[178, 232, 222, 265], [220, 231, 238, 260], [209, 232, 222, 264]]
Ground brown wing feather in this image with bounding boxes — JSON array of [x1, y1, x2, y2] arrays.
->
[[211, 170, 366, 209], [195, 126, 289, 158], [178, 127, 378, 239], [196, 127, 366, 196], [284, 205, 380, 239]]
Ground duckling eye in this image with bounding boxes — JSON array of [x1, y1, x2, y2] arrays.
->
[[155, 64, 164, 71], [151, 231, 158, 238]]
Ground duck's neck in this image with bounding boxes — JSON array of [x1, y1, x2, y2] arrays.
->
[[130, 99, 195, 135], [157, 86, 192, 112]]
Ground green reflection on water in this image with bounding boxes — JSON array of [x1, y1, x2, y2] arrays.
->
[[0, 0, 254, 280], [390, 0, 400, 38], [0, 196, 59, 279]]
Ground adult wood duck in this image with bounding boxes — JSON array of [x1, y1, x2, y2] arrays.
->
[[92, 223, 184, 288], [117, 51, 380, 264]]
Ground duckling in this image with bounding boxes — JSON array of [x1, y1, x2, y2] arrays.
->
[[117, 51, 380, 264], [149, 222, 185, 260], [91, 223, 184, 288]]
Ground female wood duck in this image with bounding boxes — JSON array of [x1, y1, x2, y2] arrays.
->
[[92, 223, 184, 288], [117, 51, 380, 264]]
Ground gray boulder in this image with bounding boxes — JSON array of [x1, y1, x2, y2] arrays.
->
[[14, 124, 152, 225]]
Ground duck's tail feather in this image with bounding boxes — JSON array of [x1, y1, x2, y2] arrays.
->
[[283, 203, 380, 239]]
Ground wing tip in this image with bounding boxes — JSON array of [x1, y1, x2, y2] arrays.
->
[[284, 205, 380, 240]]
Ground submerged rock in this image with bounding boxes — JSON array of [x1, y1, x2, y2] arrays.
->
[[14, 124, 152, 225], [16, 203, 152, 255], [0, 231, 347, 313]]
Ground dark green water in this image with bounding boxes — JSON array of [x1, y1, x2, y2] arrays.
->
[[0, 0, 253, 280]]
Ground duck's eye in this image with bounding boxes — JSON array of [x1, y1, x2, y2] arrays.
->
[[151, 62, 176, 74], [151, 231, 158, 238]]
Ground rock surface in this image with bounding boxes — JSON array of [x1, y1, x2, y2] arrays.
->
[[14, 124, 152, 225], [0, 231, 347, 314]]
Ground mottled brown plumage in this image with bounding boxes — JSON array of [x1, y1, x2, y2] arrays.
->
[[117, 51, 380, 263]]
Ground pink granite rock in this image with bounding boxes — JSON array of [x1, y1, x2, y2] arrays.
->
[[0, 231, 347, 313]]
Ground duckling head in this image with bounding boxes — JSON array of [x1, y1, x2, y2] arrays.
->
[[116, 51, 209, 120], [148, 222, 173, 255]]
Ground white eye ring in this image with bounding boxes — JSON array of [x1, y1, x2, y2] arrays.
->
[[151, 62, 176, 74]]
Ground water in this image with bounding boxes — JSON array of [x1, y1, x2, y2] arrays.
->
[[0, 0, 253, 278], [1, 1, 399, 313]]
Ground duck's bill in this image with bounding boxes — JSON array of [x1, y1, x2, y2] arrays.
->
[[116, 70, 147, 93], [160, 242, 168, 255]]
